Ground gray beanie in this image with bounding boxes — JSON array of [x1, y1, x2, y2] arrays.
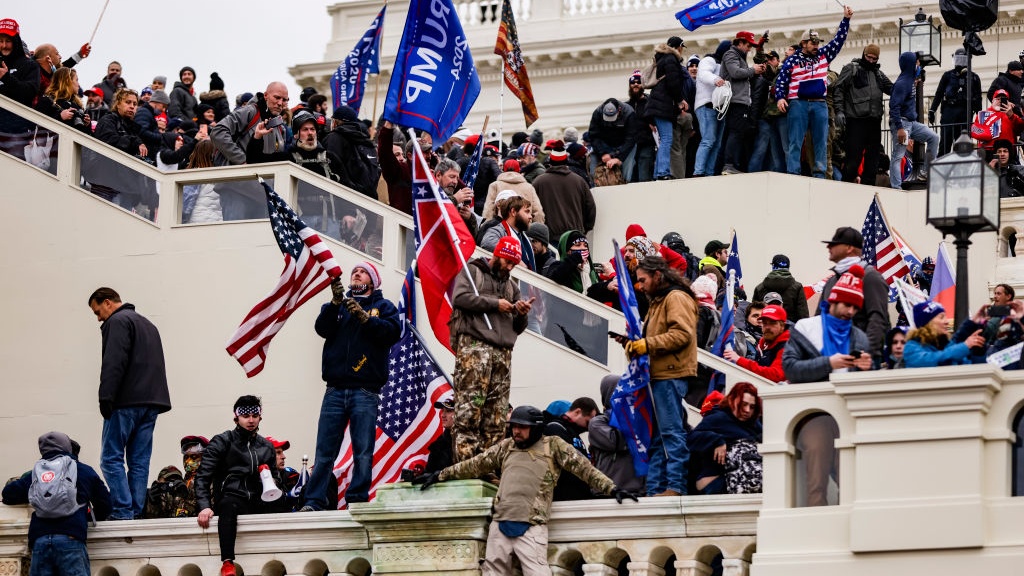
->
[[150, 90, 171, 105], [38, 431, 73, 457]]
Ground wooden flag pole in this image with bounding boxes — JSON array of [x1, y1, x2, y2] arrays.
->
[[89, 0, 111, 46]]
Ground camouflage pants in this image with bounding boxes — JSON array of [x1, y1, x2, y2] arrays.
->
[[452, 335, 512, 462]]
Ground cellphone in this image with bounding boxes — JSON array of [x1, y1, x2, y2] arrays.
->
[[849, 350, 865, 358], [608, 331, 626, 339], [988, 305, 1011, 317]]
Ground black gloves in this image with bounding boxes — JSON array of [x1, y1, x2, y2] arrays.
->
[[565, 251, 584, 266], [344, 298, 370, 323], [834, 112, 846, 131], [412, 471, 442, 490], [99, 401, 113, 420], [612, 488, 639, 504], [330, 278, 345, 305], [927, 109, 936, 125]]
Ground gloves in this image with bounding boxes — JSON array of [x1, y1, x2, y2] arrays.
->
[[330, 278, 345, 305], [565, 251, 584, 266], [99, 401, 113, 420], [625, 338, 647, 357], [412, 471, 442, 490], [927, 109, 936, 125], [834, 112, 846, 130], [79, 43, 92, 58], [613, 488, 639, 504], [345, 298, 370, 324]]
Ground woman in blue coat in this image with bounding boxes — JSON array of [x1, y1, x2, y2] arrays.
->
[[904, 301, 985, 367]]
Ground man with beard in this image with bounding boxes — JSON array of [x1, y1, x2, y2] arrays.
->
[[448, 238, 535, 462], [288, 111, 347, 232], [724, 304, 790, 382], [301, 263, 401, 511], [833, 44, 892, 185], [480, 194, 537, 271], [626, 70, 655, 182], [0, 18, 41, 135], [544, 397, 600, 500], [168, 65, 197, 121], [415, 406, 635, 576], [434, 158, 478, 238]]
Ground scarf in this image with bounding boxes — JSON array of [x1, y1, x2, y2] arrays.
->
[[832, 256, 861, 274], [821, 313, 852, 357]]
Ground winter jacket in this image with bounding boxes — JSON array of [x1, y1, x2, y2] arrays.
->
[[988, 71, 1024, 110], [94, 111, 145, 156], [643, 285, 699, 380], [532, 165, 596, 240], [588, 98, 640, 160], [689, 405, 762, 482], [322, 120, 381, 198], [544, 416, 593, 501], [521, 161, 546, 184], [696, 56, 722, 109], [834, 57, 893, 119], [168, 81, 197, 120], [482, 171, 545, 223], [646, 43, 686, 119], [132, 102, 165, 152], [589, 376, 644, 494], [544, 230, 600, 293], [903, 324, 979, 368], [627, 93, 656, 147], [210, 102, 260, 165], [775, 17, 850, 102], [195, 426, 280, 511], [0, 37, 41, 108], [450, 257, 529, 349], [721, 45, 757, 106], [98, 304, 171, 416], [315, 289, 401, 391], [889, 52, 922, 133], [818, 262, 890, 360], [735, 330, 790, 382], [930, 67, 982, 117], [2, 453, 111, 546], [199, 90, 231, 121], [94, 75, 122, 105], [377, 126, 412, 213], [473, 156, 502, 213], [753, 270, 809, 322], [782, 316, 870, 383]]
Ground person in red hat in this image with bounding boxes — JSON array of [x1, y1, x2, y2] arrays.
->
[[264, 436, 290, 470], [0, 17, 41, 132], [971, 88, 1024, 156], [449, 236, 535, 463], [724, 304, 790, 382], [720, 30, 767, 175]]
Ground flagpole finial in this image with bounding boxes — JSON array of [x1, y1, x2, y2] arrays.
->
[[257, 175, 265, 185]]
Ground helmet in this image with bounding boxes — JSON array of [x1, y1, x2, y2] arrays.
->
[[508, 405, 543, 426], [1018, 48, 1024, 59], [292, 110, 316, 134]]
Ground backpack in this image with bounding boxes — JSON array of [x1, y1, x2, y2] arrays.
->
[[640, 58, 663, 89], [725, 439, 763, 494], [29, 455, 83, 518], [337, 136, 382, 198], [942, 72, 968, 107], [697, 306, 722, 351]]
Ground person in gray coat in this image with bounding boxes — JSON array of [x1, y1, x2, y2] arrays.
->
[[720, 31, 766, 175], [168, 66, 197, 120], [589, 375, 645, 495]]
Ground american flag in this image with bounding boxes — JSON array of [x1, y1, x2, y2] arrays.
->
[[709, 268, 737, 395], [608, 239, 653, 478], [410, 131, 477, 352], [860, 196, 911, 287], [331, 267, 453, 506], [462, 135, 484, 188], [226, 180, 342, 377]]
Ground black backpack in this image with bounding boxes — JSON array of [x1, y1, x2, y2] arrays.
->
[[335, 134, 382, 198]]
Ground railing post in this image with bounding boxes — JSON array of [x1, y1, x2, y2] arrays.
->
[[672, 559, 712, 576], [720, 558, 750, 576], [581, 564, 619, 576], [626, 562, 666, 576]]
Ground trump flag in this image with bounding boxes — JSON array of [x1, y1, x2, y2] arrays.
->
[[330, 5, 386, 113]]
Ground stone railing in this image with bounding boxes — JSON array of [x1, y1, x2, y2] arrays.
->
[[0, 482, 758, 576], [561, 0, 681, 16]]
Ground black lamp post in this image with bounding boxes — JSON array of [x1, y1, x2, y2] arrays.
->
[[927, 133, 1000, 326], [899, 8, 942, 188]]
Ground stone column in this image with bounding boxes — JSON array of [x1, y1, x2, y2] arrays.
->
[[581, 564, 618, 576], [721, 558, 750, 576], [626, 562, 666, 576], [348, 480, 497, 576], [672, 559, 712, 576], [550, 567, 575, 576]]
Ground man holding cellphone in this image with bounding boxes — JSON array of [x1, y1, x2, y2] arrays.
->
[[434, 158, 479, 237]]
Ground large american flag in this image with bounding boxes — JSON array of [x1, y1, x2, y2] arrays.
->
[[226, 180, 342, 377], [409, 131, 476, 352], [860, 196, 911, 287], [332, 267, 453, 506]]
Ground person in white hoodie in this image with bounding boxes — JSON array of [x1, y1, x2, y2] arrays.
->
[[693, 40, 732, 176]]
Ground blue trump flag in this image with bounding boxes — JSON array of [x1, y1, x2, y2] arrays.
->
[[383, 0, 481, 146], [676, 0, 766, 32], [608, 239, 653, 478], [709, 268, 737, 395], [462, 134, 484, 188], [331, 6, 386, 113]]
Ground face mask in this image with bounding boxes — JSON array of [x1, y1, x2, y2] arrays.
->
[[49, 63, 57, 73]]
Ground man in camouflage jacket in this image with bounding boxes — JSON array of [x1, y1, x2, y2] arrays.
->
[[416, 406, 636, 576]]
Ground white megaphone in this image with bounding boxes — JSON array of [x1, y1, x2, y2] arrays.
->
[[259, 465, 282, 502]]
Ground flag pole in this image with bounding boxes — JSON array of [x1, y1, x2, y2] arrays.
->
[[498, 59, 505, 148], [371, 0, 387, 123], [89, 0, 111, 46], [408, 129, 492, 329]]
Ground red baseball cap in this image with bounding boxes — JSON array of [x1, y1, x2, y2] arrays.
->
[[761, 304, 788, 323], [995, 89, 1011, 100], [0, 19, 19, 37], [265, 436, 291, 451], [735, 31, 756, 44]]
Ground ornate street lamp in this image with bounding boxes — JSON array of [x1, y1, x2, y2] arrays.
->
[[899, 8, 942, 66], [927, 133, 1000, 325]]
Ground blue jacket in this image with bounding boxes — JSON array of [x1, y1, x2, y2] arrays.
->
[[903, 323, 982, 367], [689, 406, 762, 482], [2, 453, 111, 546], [889, 52, 920, 133], [315, 290, 402, 391]]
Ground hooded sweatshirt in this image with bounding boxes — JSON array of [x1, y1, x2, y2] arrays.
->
[[588, 375, 645, 494], [696, 40, 732, 108], [889, 52, 920, 134]]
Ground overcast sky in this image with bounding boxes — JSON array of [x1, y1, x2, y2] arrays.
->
[[9, 1, 333, 103]]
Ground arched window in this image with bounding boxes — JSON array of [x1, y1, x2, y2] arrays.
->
[[794, 412, 840, 507]]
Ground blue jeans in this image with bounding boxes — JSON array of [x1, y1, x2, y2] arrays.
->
[[748, 117, 788, 173], [30, 534, 90, 576], [785, 99, 829, 177], [101, 406, 158, 520], [693, 106, 725, 176], [889, 120, 939, 189], [304, 387, 379, 508], [653, 116, 676, 178], [646, 378, 690, 495]]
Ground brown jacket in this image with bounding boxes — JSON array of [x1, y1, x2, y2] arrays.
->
[[483, 171, 545, 223], [449, 258, 529, 350], [643, 286, 699, 379]]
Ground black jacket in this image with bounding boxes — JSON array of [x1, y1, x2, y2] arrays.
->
[[627, 93, 656, 147], [689, 405, 762, 484], [646, 44, 686, 119], [753, 270, 810, 322], [0, 36, 40, 107], [315, 289, 402, 391], [168, 81, 197, 120], [930, 67, 982, 117], [195, 427, 280, 510], [588, 98, 641, 160], [94, 112, 145, 155], [98, 304, 171, 417], [988, 72, 1024, 110], [425, 429, 453, 473], [2, 453, 111, 546], [544, 416, 593, 501]]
